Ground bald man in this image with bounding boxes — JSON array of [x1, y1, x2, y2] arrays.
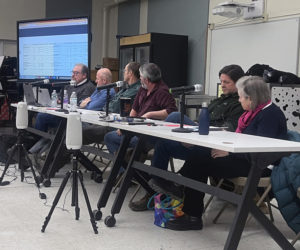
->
[[80, 68, 115, 110]]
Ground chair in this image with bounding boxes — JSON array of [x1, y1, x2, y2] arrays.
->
[[113, 148, 176, 203], [204, 176, 274, 224], [291, 187, 300, 246]]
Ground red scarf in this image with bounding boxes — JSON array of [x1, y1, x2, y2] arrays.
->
[[236, 100, 271, 133]]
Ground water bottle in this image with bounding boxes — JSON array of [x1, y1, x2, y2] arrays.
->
[[51, 90, 57, 108], [198, 102, 210, 135], [63, 89, 68, 109], [69, 91, 77, 112]]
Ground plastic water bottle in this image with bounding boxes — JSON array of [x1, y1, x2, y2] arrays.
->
[[69, 91, 77, 112], [63, 89, 68, 109], [198, 102, 210, 135], [51, 90, 57, 108]]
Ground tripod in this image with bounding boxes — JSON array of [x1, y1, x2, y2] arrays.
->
[[0, 129, 40, 187], [41, 149, 98, 234]]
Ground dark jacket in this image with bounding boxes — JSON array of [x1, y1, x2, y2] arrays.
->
[[108, 80, 141, 113], [271, 130, 300, 234], [66, 80, 95, 105], [208, 92, 243, 131]]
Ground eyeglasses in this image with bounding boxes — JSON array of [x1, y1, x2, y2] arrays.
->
[[71, 71, 81, 75]]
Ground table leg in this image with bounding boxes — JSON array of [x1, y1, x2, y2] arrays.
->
[[95, 133, 133, 214], [104, 135, 144, 226]]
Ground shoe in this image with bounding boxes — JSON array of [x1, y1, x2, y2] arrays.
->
[[166, 214, 203, 231], [129, 193, 154, 211], [148, 178, 184, 200]]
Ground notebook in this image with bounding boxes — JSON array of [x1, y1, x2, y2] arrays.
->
[[23, 84, 44, 107]]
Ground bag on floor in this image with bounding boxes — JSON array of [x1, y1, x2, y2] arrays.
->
[[148, 193, 184, 228]]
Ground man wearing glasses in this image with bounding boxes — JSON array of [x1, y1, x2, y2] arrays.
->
[[34, 63, 95, 132]]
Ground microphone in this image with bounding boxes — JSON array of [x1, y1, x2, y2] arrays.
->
[[169, 84, 203, 94], [97, 81, 125, 90], [52, 80, 76, 87], [30, 79, 50, 86]]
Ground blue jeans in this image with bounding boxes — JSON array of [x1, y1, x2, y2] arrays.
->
[[35, 113, 61, 132], [151, 112, 197, 170], [104, 131, 139, 154]]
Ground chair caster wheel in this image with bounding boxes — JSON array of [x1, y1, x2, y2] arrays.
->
[[43, 179, 51, 187], [104, 215, 116, 227], [94, 173, 103, 183], [93, 210, 102, 221]]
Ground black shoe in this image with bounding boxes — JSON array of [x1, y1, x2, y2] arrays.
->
[[166, 214, 203, 231], [129, 193, 154, 211], [148, 178, 184, 200]]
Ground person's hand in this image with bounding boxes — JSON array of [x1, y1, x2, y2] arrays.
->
[[141, 112, 152, 119], [182, 142, 194, 148], [80, 97, 91, 108], [116, 129, 122, 136], [211, 149, 229, 158]]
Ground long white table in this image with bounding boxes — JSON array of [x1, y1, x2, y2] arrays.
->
[[19, 106, 300, 249], [79, 111, 300, 250]]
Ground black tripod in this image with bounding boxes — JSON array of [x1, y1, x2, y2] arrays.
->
[[0, 129, 40, 187], [41, 149, 98, 234]]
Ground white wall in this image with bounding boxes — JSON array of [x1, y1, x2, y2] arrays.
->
[[0, 0, 45, 56], [206, 0, 300, 95]]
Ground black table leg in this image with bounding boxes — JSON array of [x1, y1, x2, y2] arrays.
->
[[104, 135, 144, 227], [93, 132, 133, 221]]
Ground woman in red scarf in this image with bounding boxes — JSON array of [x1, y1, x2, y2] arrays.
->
[[164, 76, 287, 231]]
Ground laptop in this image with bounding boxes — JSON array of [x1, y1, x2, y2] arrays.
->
[[33, 87, 51, 107], [23, 84, 45, 107]]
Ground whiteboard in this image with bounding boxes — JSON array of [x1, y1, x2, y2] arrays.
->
[[207, 18, 300, 96]]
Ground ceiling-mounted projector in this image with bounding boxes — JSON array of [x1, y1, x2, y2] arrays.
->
[[212, 0, 264, 19]]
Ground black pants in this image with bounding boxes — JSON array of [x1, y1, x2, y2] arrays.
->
[[179, 147, 271, 218]]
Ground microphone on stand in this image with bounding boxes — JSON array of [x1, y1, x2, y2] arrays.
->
[[52, 80, 76, 87], [169, 84, 203, 94], [30, 79, 50, 86], [97, 81, 125, 90]]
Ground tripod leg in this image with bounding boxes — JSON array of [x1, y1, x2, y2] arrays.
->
[[78, 170, 98, 234], [22, 145, 40, 188], [0, 144, 18, 184], [73, 170, 80, 220], [41, 171, 71, 233], [70, 156, 80, 220], [17, 144, 25, 182]]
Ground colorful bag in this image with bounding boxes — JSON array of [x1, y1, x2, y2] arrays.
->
[[148, 193, 184, 228]]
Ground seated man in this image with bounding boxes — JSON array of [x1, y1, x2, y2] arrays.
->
[[34, 63, 95, 132], [130, 64, 245, 211], [82, 62, 141, 145], [29, 67, 114, 170], [104, 63, 178, 154], [79, 68, 115, 110]]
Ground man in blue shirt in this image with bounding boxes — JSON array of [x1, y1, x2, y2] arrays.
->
[[80, 68, 115, 110]]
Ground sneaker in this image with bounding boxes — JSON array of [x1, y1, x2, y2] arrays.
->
[[148, 178, 184, 200], [129, 193, 153, 211], [166, 214, 203, 231]]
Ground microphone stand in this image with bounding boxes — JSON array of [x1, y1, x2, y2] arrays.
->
[[105, 88, 110, 117], [56, 86, 68, 113], [172, 92, 193, 133], [36, 86, 39, 103]]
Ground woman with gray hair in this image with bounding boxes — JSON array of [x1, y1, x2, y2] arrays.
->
[[162, 76, 288, 231]]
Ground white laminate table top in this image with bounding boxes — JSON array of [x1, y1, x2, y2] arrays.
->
[[16, 104, 300, 154]]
